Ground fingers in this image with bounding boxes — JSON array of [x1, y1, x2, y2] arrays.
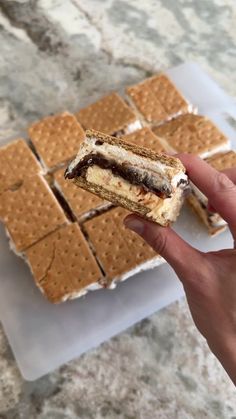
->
[[178, 154, 236, 240], [124, 214, 203, 282], [208, 168, 236, 212], [222, 168, 236, 184]]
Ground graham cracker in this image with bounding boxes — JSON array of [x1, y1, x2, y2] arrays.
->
[[26, 223, 102, 303], [0, 139, 42, 193], [54, 166, 110, 221], [28, 112, 85, 169], [0, 174, 68, 252], [83, 207, 163, 285], [206, 150, 236, 171], [126, 73, 190, 125], [153, 114, 229, 157], [76, 92, 138, 135], [122, 127, 166, 153]]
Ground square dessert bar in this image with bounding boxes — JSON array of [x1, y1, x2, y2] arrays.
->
[[66, 130, 188, 226], [26, 223, 103, 303], [28, 112, 85, 169], [0, 139, 42, 193], [76, 92, 142, 136], [53, 166, 111, 221], [188, 150, 236, 236], [0, 174, 68, 252], [153, 114, 230, 158], [122, 127, 166, 153], [126, 73, 191, 125], [83, 207, 164, 287]]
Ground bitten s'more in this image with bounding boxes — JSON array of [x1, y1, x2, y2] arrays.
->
[[188, 150, 236, 236], [65, 130, 189, 226]]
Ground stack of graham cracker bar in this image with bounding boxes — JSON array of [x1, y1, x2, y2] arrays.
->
[[0, 72, 234, 303]]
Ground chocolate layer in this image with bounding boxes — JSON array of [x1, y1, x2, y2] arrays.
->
[[64, 152, 182, 198]]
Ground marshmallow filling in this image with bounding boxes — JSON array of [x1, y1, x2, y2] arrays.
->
[[65, 138, 188, 199]]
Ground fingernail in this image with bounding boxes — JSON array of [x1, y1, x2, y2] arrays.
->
[[124, 217, 145, 234]]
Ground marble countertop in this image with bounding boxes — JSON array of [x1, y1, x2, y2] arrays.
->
[[0, 0, 236, 417]]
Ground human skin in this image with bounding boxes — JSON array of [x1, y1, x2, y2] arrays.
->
[[124, 154, 236, 385]]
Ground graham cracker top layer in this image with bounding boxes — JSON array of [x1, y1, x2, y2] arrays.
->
[[126, 73, 189, 124], [26, 223, 102, 303], [0, 139, 42, 193], [206, 150, 236, 171], [76, 92, 137, 135], [122, 127, 166, 154], [0, 174, 68, 251], [85, 129, 185, 173], [54, 166, 106, 220], [153, 114, 229, 155], [29, 112, 85, 169], [83, 207, 159, 283]]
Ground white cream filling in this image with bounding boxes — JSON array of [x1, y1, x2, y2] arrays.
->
[[151, 104, 196, 126], [109, 255, 165, 287], [209, 214, 227, 228], [199, 142, 230, 159], [61, 256, 166, 301], [60, 281, 104, 302], [148, 187, 184, 221], [4, 227, 24, 258], [123, 119, 142, 134], [67, 136, 187, 193], [86, 166, 184, 223]]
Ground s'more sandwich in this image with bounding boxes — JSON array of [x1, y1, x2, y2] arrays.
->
[[76, 92, 142, 137], [153, 114, 230, 158], [126, 73, 194, 126], [188, 150, 236, 236], [65, 130, 189, 226]]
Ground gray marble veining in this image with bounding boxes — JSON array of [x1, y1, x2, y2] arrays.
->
[[0, 0, 236, 418]]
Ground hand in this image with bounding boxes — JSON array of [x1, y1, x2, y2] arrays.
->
[[124, 154, 236, 385]]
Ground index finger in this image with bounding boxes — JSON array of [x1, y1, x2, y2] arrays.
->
[[222, 167, 236, 184], [177, 153, 236, 241]]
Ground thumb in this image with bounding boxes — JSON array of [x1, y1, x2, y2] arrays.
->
[[124, 214, 203, 282]]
